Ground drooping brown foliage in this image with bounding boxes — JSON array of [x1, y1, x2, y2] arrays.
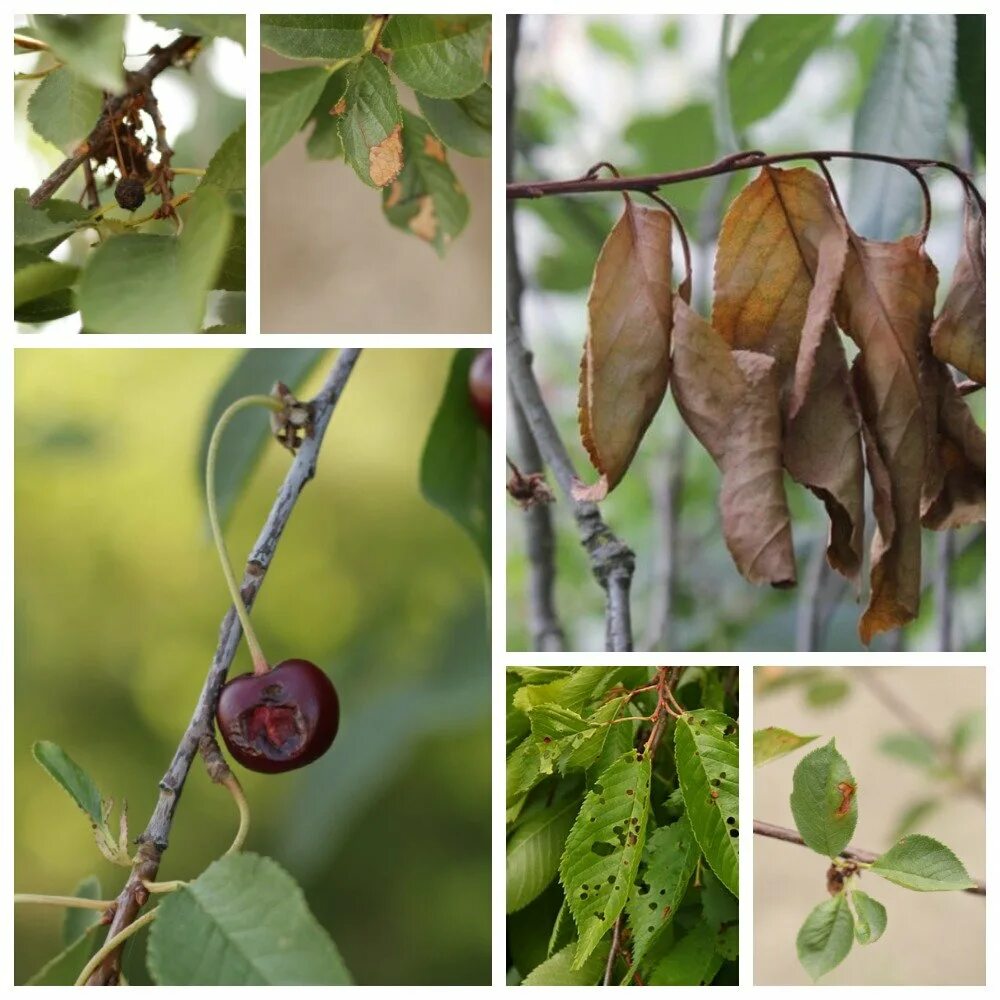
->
[[574, 165, 985, 642], [574, 196, 673, 502]]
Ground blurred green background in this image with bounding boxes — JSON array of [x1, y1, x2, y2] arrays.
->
[[14, 348, 490, 985], [507, 15, 985, 652]]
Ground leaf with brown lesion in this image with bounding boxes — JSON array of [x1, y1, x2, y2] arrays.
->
[[930, 192, 985, 385], [573, 196, 673, 502], [837, 234, 936, 642], [369, 123, 403, 188], [671, 297, 796, 587], [712, 167, 864, 582]]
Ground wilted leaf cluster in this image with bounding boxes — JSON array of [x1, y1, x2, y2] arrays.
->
[[14, 15, 247, 333], [577, 165, 985, 642]]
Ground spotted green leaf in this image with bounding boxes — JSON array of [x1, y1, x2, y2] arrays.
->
[[789, 739, 857, 857], [623, 816, 700, 980], [416, 84, 491, 157], [559, 750, 652, 969], [382, 109, 469, 255], [674, 710, 739, 896], [337, 55, 403, 187]]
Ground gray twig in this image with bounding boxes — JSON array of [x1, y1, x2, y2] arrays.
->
[[753, 819, 985, 895], [506, 316, 635, 651], [507, 14, 565, 652], [935, 530, 955, 652], [643, 430, 686, 651], [86, 349, 362, 984]]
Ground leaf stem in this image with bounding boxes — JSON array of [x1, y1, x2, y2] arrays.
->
[[14, 893, 113, 910], [74, 908, 158, 986], [221, 774, 250, 855], [14, 32, 50, 52], [142, 879, 186, 894], [206, 394, 283, 675]]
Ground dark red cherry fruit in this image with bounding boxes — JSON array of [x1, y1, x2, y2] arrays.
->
[[216, 659, 339, 774], [468, 349, 491, 432]]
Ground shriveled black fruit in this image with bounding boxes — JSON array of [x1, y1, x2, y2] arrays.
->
[[115, 176, 146, 212]]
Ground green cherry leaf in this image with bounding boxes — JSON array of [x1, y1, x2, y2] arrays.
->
[[789, 739, 857, 857], [869, 834, 976, 891], [796, 893, 854, 980], [753, 726, 818, 767], [850, 889, 887, 944]]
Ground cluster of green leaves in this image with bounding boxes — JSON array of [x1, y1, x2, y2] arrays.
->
[[507, 667, 738, 985], [26, 741, 351, 985], [757, 735, 976, 980], [14, 14, 246, 333], [261, 14, 491, 255]]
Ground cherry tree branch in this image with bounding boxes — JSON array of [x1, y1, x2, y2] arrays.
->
[[28, 34, 201, 207], [507, 316, 635, 651], [86, 349, 362, 984], [752, 820, 985, 896], [506, 14, 565, 652], [506, 149, 985, 214]]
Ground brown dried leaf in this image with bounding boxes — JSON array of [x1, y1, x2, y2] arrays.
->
[[712, 167, 864, 580], [369, 123, 403, 188], [930, 193, 985, 385], [921, 361, 986, 530], [573, 197, 673, 501], [671, 297, 796, 587], [837, 234, 937, 643]]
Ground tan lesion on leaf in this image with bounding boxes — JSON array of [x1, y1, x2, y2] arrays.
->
[[369, 123, 403, 188], [482, 32, 492, 76], [408, 195, 439, 243], [423, 134, 446, 162], [330, 97, 347, 116], [384, 180, 402, 209]]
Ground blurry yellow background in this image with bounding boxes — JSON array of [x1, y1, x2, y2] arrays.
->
[[14, 347, 490, 985], [754, 666, 985, 985]]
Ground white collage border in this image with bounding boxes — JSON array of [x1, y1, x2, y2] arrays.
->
[[2, 3, 995, 995]]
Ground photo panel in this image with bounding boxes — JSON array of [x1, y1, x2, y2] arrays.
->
[[753, 664, 985, 986]]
